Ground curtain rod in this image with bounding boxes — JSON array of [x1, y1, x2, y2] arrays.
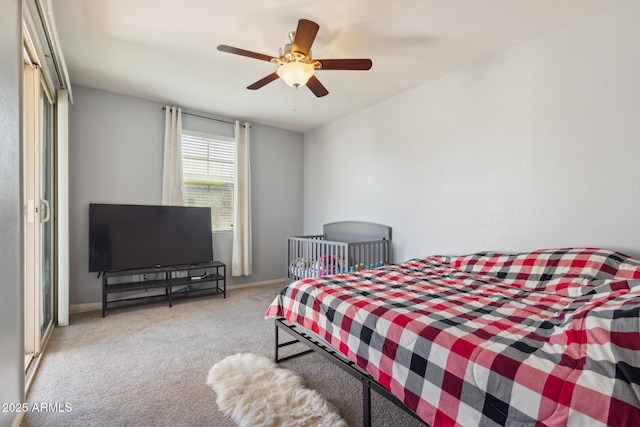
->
[[162, 107, 246, 127]]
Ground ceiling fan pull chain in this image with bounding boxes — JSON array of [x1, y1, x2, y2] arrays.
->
[[293, 86, 297, 112]]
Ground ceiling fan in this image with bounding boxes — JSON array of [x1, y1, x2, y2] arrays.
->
[[217, 19, 372, 97]]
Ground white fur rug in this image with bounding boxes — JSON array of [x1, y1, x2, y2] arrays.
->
[[207, 353, 348, 427]]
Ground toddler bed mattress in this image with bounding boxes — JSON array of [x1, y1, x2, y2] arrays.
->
[[289, 256, 383, 278], [266, 248, 640, 426]]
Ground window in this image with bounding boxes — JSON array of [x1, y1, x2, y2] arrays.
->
[[181, 130, 235, 231]]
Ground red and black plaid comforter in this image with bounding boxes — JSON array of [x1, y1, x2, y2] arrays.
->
[[265, 248, 640, 426]]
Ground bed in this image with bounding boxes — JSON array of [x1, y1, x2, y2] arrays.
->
[[266, 247, 640, 426], [286, 221, 391, 283]]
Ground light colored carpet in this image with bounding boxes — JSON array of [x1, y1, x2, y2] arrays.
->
[[22, 283, 425, 427], [207, 353, 347, 427]]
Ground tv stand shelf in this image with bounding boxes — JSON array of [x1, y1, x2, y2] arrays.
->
[[101, 261, 226, 317]]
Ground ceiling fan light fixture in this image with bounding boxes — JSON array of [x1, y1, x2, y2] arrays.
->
[[276, 61, 314, 88]]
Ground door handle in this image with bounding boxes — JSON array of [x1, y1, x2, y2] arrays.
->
[[40, 199, 50, 223]]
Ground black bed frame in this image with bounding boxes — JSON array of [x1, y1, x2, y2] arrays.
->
[[274, 318, 427, 427]]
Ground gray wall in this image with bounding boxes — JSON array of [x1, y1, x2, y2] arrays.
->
[[69, 85, 304, 305], [0, 1, 24, 426], [304, 0, 640, 262]]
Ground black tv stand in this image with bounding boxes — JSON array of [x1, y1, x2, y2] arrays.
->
[[101, 261, 226, 317]]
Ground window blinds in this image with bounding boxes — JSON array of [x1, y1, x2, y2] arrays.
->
[[181, 131, 235, 231]]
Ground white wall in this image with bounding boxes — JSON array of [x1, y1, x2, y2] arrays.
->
[[304, 0, 640, 263], [69, 85, 304, 304], [0, 1, 24, 425]]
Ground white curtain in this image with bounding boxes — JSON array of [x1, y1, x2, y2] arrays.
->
[[232, 121, 252, 276], [162, 106, 185, 205]]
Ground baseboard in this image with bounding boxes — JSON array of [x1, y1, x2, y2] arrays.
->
[[228, 278, 285, 289], [69, 302, 102, 314], [69, 278, 285, 314]]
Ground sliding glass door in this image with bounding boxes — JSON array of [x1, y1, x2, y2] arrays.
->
[[39, 83, 55, 340], [23, 58, 56, 383]]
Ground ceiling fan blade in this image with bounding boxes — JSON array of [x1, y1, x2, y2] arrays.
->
[[306, 75, 329, 97], [247, 72, 279, 90], [217, 45, 274, 62], [316, 58, 373, 70], [292, 19, 319, 56]]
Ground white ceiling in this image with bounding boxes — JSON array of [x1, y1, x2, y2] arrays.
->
[[51, 0, 621, 133]]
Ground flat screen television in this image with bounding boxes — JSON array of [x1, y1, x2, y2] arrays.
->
[[89, 203, 213, 272]]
